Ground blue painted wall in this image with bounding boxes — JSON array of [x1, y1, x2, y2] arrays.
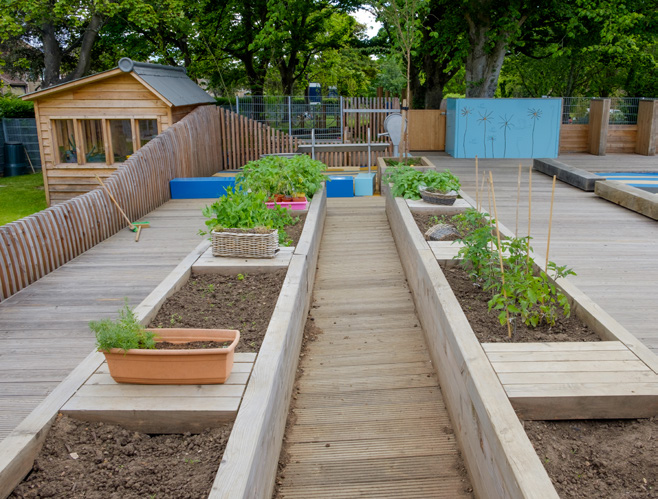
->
[[445, 98, 562, 159]]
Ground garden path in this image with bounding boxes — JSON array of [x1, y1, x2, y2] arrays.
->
[[277, 197, 471, 498], [423, 152, 658, 354], [0, 199, 209, 442]]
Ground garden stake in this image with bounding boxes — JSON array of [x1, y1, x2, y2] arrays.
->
[[489, 171, 513, 338], [545, 175, 557, 271], [475, 155, 479, 211], [23, 145, 36, 174], [487, 172, 494, 254], [526, 165, 533, 274], [515, 163, 522, 235], [479, 172, 486, 212]]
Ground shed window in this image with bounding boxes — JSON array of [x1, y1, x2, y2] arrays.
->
[[54, 120, 76, 163], [138, 119, 158, 147], [80, 120, 106, 163], [109, 119, 134, 162]]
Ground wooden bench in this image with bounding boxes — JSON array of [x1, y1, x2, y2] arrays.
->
[[482, 342, 658, 420]]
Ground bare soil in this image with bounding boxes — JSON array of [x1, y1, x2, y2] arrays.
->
[[444, 266, 599, 342], [283, 213, 306, 246], [525, 418, 658, 498], [10, 414, 232, 499], [156, 341, 231, 349], [149, 270, 287, 353]]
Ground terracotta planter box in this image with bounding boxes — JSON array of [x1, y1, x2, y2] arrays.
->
[[103, 328, 240, 384]]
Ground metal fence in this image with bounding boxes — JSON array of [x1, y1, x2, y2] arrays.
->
[[2, 118, 41, 168], [234, 96, 342, 141], [561, 97, 644, 125]]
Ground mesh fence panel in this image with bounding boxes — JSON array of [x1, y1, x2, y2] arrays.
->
[[2, 118, 41, 168]]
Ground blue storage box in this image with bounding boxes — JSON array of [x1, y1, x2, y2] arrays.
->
[[326, 176, 354, 197], [355, 173, 376, 196], [170, 177, 236, 199]]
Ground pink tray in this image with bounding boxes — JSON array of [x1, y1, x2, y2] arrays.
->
[[266, 200, 308, 210]]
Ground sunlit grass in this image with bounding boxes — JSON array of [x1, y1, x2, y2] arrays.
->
[[0, 173, 47, 226]]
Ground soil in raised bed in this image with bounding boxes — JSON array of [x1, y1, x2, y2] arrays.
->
[[525, 418, 657, 498], [149, 270, 287, 353], [283, 213, 306, 247], [443, 266, 600, 343], [413, 212, 463, 241], [10, 414, 232, 499]]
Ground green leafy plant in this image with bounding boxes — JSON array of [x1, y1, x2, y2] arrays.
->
[[90, 301, 156, 352], [200, 188, 296, 245], [384, 164, 461, 199], [454, 210, 575, 332], [236, 155, 326, 198], [236, 273, 245, 281]]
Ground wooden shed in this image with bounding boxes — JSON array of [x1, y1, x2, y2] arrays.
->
[[22, 58, 215, 205]]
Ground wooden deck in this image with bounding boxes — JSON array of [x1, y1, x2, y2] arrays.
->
[[277, 197, 470, 498], [423, 152, 658, 354], [0, 199, 211, 442]]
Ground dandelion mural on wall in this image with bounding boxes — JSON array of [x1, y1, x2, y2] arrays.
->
[[477, 110, 493, 158], [528, 108, 542, 157], [489, 136, 496, 158], [498, 114, 514, 158], [461, 107, 473, 158]]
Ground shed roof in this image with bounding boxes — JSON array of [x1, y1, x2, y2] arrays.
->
[[22, 59, 215, 107]]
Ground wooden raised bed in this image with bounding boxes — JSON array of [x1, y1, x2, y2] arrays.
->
[[384, 184, 658, 498], [0, 187, 326, 499], [376, 155, 432, 193]]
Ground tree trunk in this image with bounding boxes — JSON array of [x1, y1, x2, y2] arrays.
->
[[62, 12, 103, 83], [464, 21, 508, 98], [41, 23, 63, 88]]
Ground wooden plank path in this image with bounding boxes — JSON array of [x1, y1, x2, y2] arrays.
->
[[277, 197, 470, 498], [424, 152, 658, 354], [0, 198, 210, 442]]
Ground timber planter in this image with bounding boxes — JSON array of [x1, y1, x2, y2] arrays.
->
[[103, 328, 240, 384], [385, 184, 658, 498]]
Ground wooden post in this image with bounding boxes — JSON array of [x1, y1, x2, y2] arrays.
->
[[588, 98, 610, 155], [635, 99, 658, 156]]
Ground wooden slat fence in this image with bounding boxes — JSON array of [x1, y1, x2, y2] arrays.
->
[[0, 105, 225, 302], [218, 107, 299, 170]]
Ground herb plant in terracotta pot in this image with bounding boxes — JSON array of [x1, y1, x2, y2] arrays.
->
[[90, 303, 240, 384]]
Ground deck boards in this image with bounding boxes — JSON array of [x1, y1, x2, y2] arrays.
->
[[277, 197, 471, 498], [0, 198, 211, 442], [424, 152, 658, 354]]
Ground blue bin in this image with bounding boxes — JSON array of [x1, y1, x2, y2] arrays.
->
[[170, 177, 236, 199], [355, 173, 376, 196], [326, 176, 354, 197]]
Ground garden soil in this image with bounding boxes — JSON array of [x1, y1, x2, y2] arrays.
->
[[150, 269, 287, 353], [10, 414, 232, 499], [526, 418, 657, 498], [413, 212, 463, 241]]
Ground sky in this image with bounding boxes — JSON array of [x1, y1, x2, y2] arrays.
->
[[351, 9, 382, 39]]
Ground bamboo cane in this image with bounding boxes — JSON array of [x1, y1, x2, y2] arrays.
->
[[546, 175, 557, 271], [487, 172, 494, 253], [475, 155, 479, 211], [489, 171, 513, 338], [479, 172, 486, 212], [515, 163, 522, 235], [526, 165, 532, 274]]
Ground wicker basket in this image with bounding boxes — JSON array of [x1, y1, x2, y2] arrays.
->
[[418, 187, 458, 206], [211, 228, 279, 259]]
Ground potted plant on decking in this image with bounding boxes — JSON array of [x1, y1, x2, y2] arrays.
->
[[91, 302, 240, 384]]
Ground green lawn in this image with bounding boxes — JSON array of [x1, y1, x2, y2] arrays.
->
[[0, 173, 47, 226]]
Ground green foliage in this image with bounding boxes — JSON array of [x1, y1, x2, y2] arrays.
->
[[200, 188, 296, 244], [454, 209, 575, 330], [0, 95, 34, 118], [236, 155, 326, 198], [90, 301, 156, 352], [384, 164, 461, 199]]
